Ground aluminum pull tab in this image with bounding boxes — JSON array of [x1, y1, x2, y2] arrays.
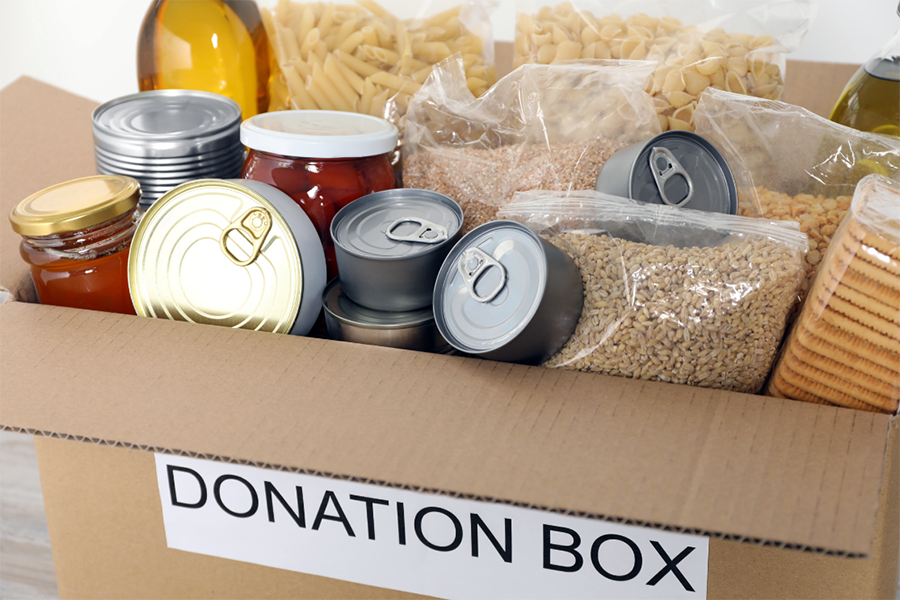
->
[[385, 217, 448, 244], [458, 247, 506, 303], [650, 147, 694, 207], [220, 208, 272, 267]]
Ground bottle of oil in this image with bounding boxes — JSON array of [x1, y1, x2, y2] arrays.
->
[[137, 0, 270, 119], [829, 3, 900, 137]]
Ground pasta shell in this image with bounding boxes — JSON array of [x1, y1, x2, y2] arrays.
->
[[683, 68, 710, 96], [666, 90, 695, 109], [695, 57, 722, 76], [667, 115, 692, 131], [726, 71, 748, 95], [662, 68, 685, 94]]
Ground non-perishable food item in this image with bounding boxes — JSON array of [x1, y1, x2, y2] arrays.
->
[[9, 175, 143, 316], [92, 89, 245, 208], [694, 88, 900, 297], [128, 179, 327, 336], [323, 278, 452, 352], [240, 109, 399, 280], [260, 0, 496, 118], [433, 220, 583, 365], [767, 175, 900, 414], [514, 0, 816, 131], [499, 190, 808, 394], [594, 130, 737, 215], [403, 57, 660, 234], [137, 0, 271, 119], [331, 188, 462, 312]]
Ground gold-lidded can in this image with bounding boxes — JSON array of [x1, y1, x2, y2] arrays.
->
[[128, 179, 326, 335]]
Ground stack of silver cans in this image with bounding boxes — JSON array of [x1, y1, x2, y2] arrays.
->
[[92, 90, 245, 209]]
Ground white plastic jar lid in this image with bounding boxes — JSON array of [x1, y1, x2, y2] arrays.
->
[[240, 110, 399, 159]]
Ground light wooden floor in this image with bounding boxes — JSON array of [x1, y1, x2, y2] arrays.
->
[[1, 431, 58, 599], [1, 430, 897, 600]]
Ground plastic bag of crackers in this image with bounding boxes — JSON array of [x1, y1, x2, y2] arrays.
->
[[500, 190, 807, 394], [694, 88, 900, 299], [259, 0, 497, 122], [767, 175, 900, 414], [513, 0, 815, 132], [404, 57, 660, 233]]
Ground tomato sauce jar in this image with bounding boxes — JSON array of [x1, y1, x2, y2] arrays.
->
[[9, 175, 142, 315], [240, 110, 398, 280]]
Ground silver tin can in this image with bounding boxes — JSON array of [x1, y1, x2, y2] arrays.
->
[[331, 189, 463, 312], [323, 279, 452, 353], [92, 90, 245, 208], [595, 131, 737, 215], [129, 179, 327, 336], [433, 221, 583, 365]]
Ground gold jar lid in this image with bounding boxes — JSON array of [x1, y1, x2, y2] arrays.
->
[[9, 175, 141, 237], [128, 180, 305, 334]]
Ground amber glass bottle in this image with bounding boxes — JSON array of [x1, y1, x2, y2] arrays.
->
[[830, 4, 900, 136], [137, 0, 270, 118]]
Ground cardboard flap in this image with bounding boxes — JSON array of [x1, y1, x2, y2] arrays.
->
[[0, 77, 99, 302], [1, 302, 890, 557]]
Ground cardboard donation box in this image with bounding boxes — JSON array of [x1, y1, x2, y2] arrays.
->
[[1, 61, 898, 600]]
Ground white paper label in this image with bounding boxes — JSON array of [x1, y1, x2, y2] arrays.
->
[[155, 454, 708, 599]]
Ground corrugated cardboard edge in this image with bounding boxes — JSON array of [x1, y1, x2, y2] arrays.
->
[[9, 422, 888, 559]]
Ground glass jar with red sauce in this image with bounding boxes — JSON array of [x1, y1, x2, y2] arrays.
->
[[240, 110, 398, 279], [9, 175, 143, 315]]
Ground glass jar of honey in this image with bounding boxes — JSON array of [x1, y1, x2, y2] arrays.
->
[[240, 110, 399, 280], [9, 175, 143, 315]]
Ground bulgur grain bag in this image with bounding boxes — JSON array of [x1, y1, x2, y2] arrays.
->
[[694, 88, 900, 297], [514, 0, 816, 132], [403, 56, 660, 233], [499, 190, 808, 394]]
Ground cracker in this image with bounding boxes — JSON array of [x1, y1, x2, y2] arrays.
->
[[825, 273, 900, 325], [827, 260, 900, 305], [777, 361, 895, 413], [840, 236, 900, 277], [816, 302, 900, 355], [795, 317, 900, 372], [817, 292, 900, 339], [783, 345, 899, 406], [833, 239, 900, 288], [769, 369, 845, 409], [794, 329, 900, 388], [846, 217, 900, 263]]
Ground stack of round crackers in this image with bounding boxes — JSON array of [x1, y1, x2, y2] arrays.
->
[[767, 179, 900, 414]]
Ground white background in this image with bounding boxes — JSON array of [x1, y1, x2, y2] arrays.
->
[[1, 0, 898, 105]]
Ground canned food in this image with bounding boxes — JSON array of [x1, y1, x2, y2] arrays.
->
[[92, 90, 245, 208], [595, 131, 737, 215], [331, 189, 463, 312], [128, 179, 326, 335], [433, 221, 583, 365], [323, 279, 452, 353]]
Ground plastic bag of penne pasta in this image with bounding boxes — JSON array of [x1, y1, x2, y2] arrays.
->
[[694, 88, 900, 297], [259, 0, 497, 125], [514, 0, 815, 132], [498, 189, 808, 394], [403, 57, 660, 233]]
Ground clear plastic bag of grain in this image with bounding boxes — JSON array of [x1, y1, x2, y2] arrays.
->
[[694, 88, 900, 298], [514, 0, 816, 131], [403, 57, 660, 233], [499, 190, 808, 394]]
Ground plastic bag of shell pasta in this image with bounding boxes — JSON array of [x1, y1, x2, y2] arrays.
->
[[403, 56, 660, 233], [514, 0, 816, 131], [694, 88, 900, 299], [498, 189, 808, 393]]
